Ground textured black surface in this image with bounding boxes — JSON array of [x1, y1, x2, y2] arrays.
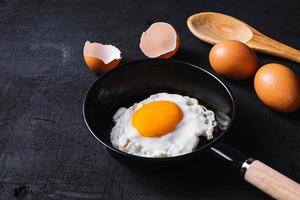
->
[[0, 0, 299, 199]]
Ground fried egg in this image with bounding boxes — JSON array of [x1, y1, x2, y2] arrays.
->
[[110, 93, 216, 158]]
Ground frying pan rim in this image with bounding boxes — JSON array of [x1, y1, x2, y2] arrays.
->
[[83, 58, 236, 161]]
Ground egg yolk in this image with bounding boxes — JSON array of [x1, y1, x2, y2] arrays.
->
[[132, 101, 183, 137]]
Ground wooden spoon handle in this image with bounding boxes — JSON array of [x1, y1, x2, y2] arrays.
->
[[248, 34, 300, 63], [245, 160, 300, 200]]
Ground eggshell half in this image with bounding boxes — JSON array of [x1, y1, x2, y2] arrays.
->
[[83, 41, 121, 73], [139, 22, 180, 58]]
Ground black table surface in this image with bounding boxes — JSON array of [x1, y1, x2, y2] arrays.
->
[[1, 0, 300, 199]]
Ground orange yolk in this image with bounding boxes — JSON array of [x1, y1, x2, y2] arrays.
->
[[132, 101, 183, 137]]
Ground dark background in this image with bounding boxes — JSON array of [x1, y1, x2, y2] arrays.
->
[[0, 0, 300, 199]]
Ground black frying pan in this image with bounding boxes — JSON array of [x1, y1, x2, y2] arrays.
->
[[83, 59, 300, 199]]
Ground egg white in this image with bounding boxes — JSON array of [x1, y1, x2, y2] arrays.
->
[[110, 93, 216, 158]]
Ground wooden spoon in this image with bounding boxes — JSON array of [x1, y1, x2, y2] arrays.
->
[[187, 12, 300, 63]]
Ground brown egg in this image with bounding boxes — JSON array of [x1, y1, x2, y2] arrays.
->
[[254, 63, 300, 112], [139, 22, 180, 58], [209, 40, 258, 80], [83, 41, 121, 73]]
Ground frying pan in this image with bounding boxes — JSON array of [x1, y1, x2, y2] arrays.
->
[[83, 59, 300, 199]]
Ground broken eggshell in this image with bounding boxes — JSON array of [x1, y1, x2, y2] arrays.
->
[[83, 41, 121, 73], [139, 22, 180, 58]]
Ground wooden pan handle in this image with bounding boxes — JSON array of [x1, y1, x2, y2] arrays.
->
[[245, 160, 300, 200]]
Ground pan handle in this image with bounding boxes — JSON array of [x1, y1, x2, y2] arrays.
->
[[210, 142, 300, 200]]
